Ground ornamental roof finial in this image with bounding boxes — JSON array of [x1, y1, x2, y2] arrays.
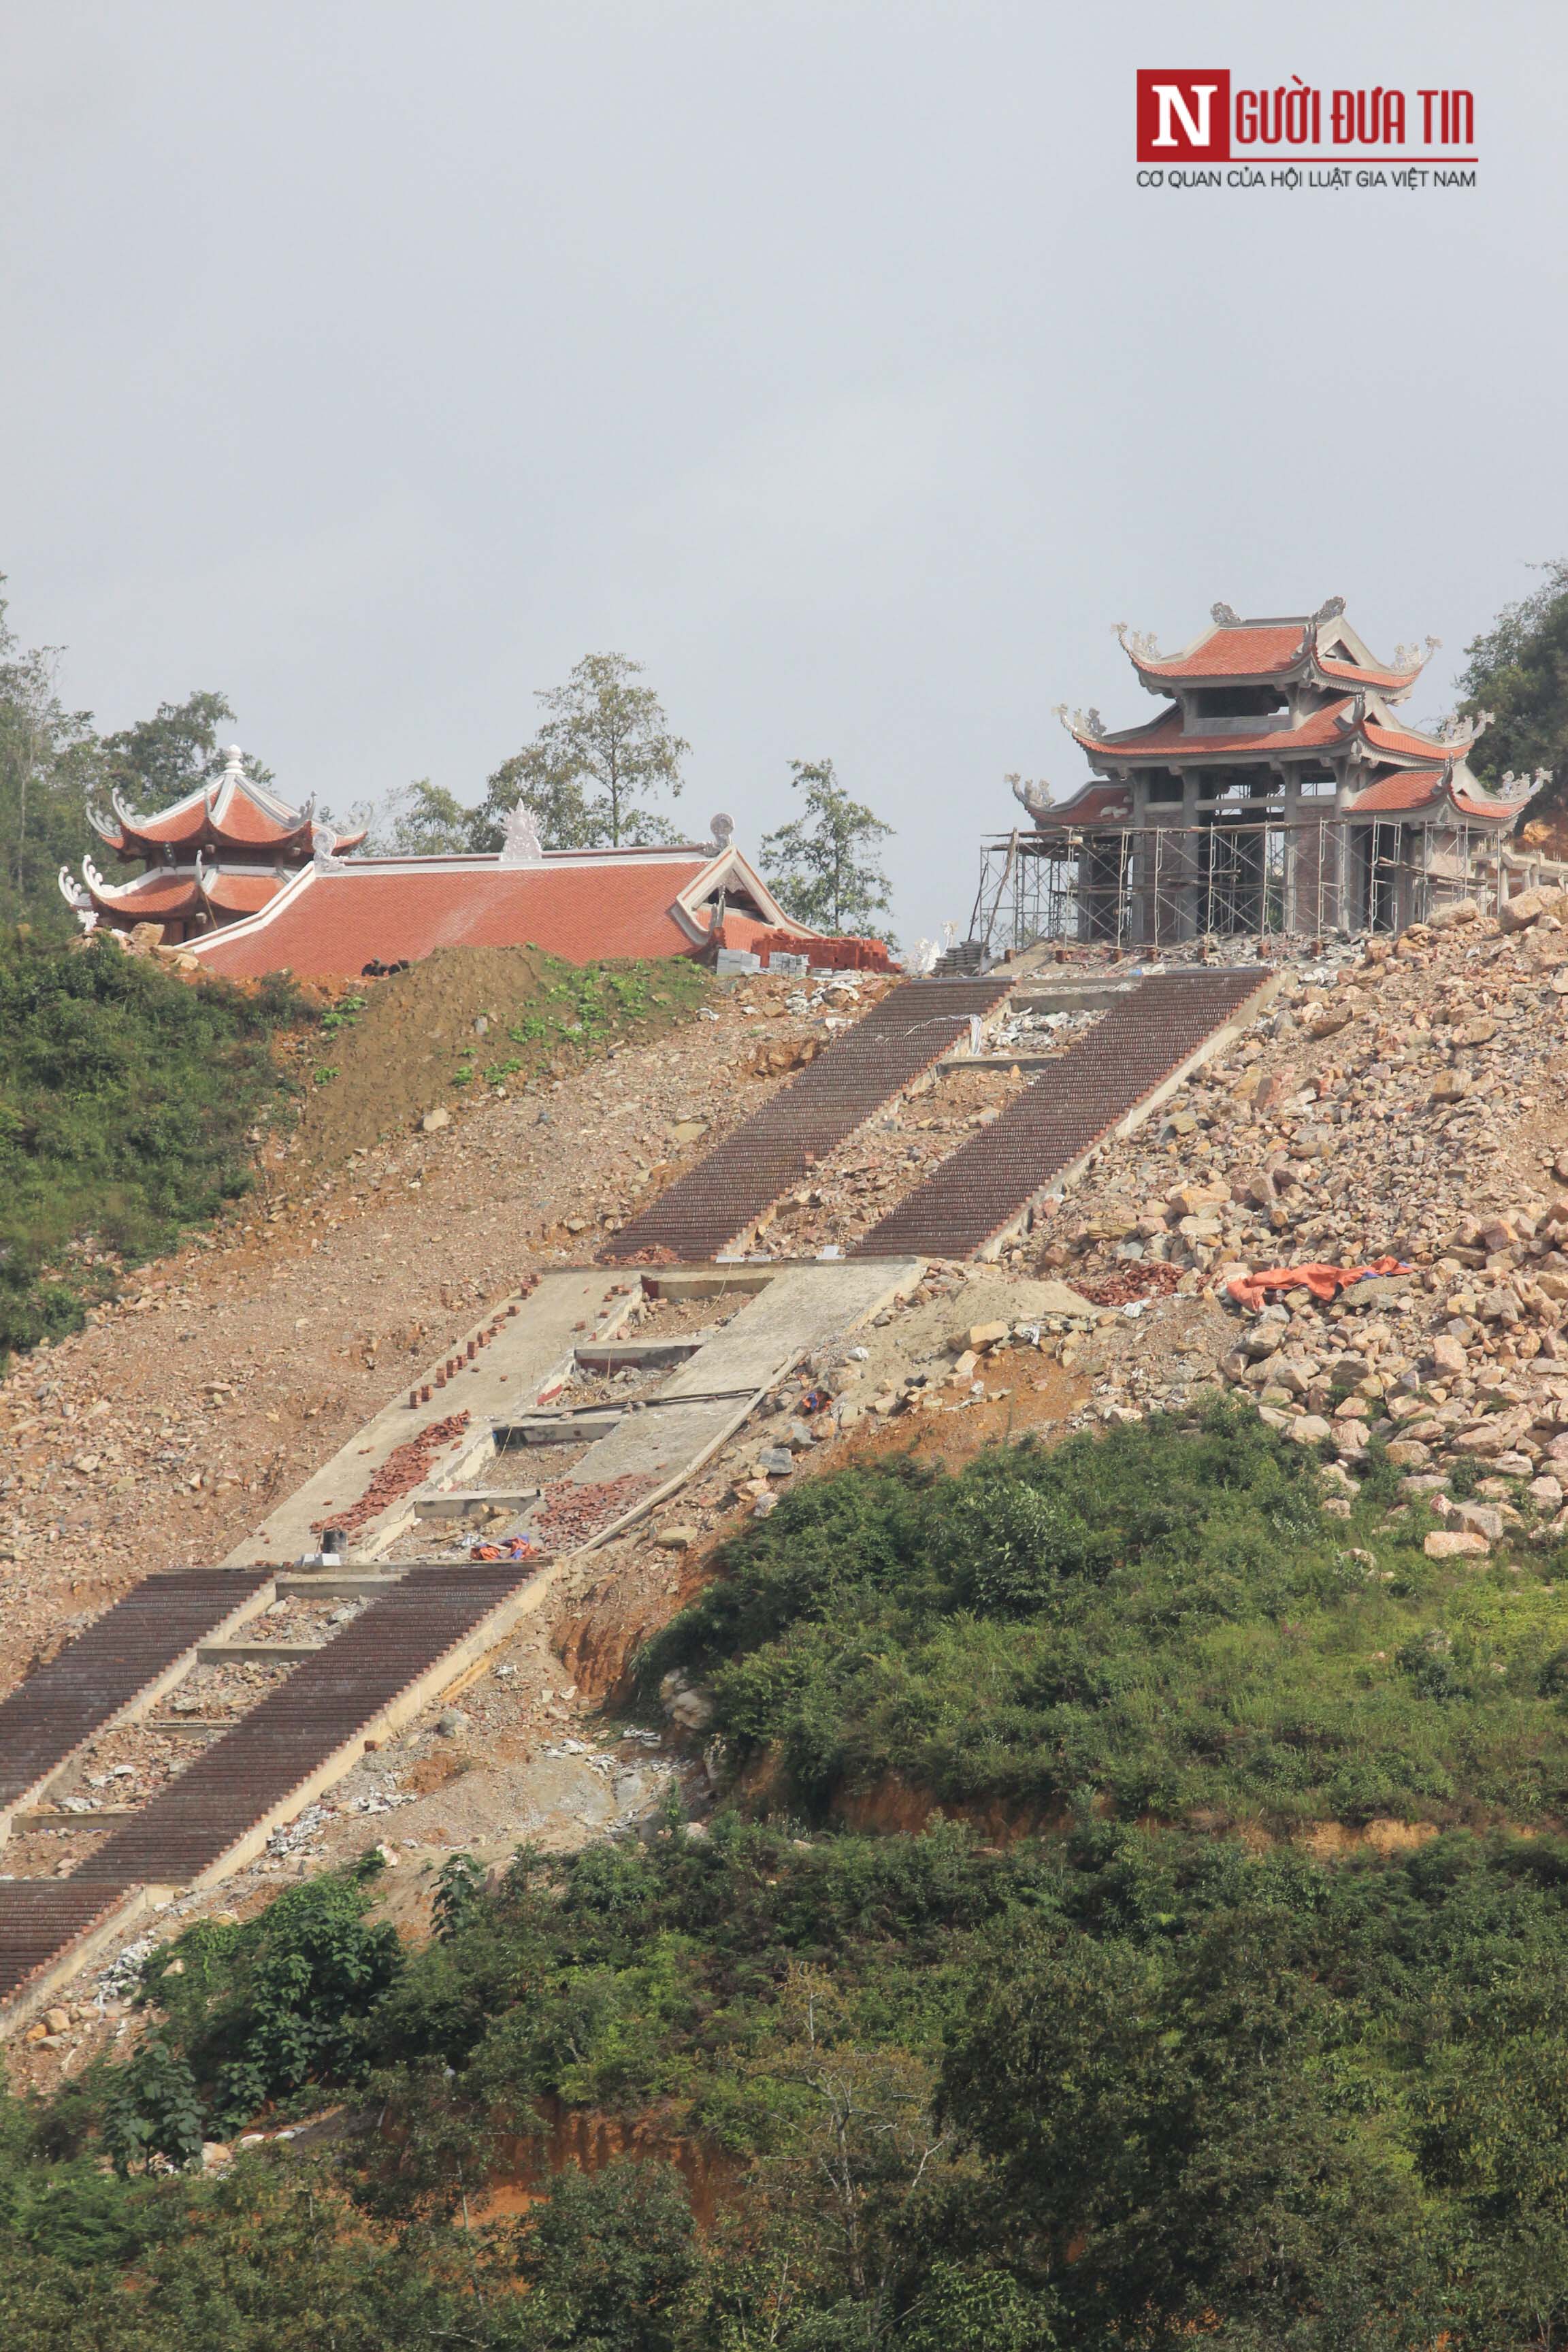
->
[[1008, 772, 1054, 819], [500, 803, 544, 866], [1211, 601, 1241, 625], [1115, 621, 1162, 661]]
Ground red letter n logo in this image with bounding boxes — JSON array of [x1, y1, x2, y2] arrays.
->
[[1137, 70, 1231, 161]]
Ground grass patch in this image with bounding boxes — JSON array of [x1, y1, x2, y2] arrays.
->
[[0, 933, 308, 1363]]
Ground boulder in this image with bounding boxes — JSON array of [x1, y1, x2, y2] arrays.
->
[[420, 1106, 451, 1133], [1430, 899, 1480, 930], [1501, 889, 1550, 932], [659, 1671, 715, 1732], [1166, 1182, 1230, 1218], [1429, 1333, 1468, 1376], [966, 1321, 1010, 1352], [1385, 1439, 1431, 1468], [1287, 1415, 1333, 1446], [1424, 1530, 1490, 1559], [1454, 1501, 1505, 1541]]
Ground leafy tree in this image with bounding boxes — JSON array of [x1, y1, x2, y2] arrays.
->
[[470, 744, 593, 853], [510, 2161, 700, 2352], [102, 2040, 206, 2177], [760, 760, 894, 941], [1458, 559, 1568, 816], [0, 581, 102, 936], [99, 689, 272, 814], [476, 653, 689, 849], [433, 1850, 485, 1941], [140, 1861, 403, 2129], [374, 777, 475, 856]]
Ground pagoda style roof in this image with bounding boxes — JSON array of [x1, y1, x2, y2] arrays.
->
[[1350, 769, 1531, 822], [71, 853, 293, 927], [1115, 598, 1430, 702], [1071, 697, 1354, 765], [1018, 595, 1539, 855], [1066, 690, 1492, 773], [1127, 619, 1310, 681], [88, 745, 365, 864]]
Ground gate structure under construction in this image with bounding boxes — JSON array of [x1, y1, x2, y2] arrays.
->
[[968, 817, 1524, 956]]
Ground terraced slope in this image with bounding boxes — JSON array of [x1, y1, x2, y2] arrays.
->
[[0, 1570, 272, 1820], [0, 1563, 533, 2015], [854, 968, 1273, 1259], [604, 978, 1011, 1262]]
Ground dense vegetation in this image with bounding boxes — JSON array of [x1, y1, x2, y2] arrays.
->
[[0, 934, 302, 1360], [11, 1409, 1568, 2345], [649, 1404, 1568, 1833]]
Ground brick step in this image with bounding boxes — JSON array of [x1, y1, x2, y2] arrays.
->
[[0, 1884, 140, 2019], [0, 1570, 274, 1818], [854, 969, 1273, 1260]]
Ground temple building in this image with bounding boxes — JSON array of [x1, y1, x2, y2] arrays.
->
[[61, 760, 889, 977], [980, 598, 1546, 949], [60, 747, 364, 943]]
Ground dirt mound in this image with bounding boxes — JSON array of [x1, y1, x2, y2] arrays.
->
[[290, 946, 710, 1167]]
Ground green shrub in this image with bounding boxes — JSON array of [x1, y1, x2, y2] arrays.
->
[[138, 1860, 402, 2128]]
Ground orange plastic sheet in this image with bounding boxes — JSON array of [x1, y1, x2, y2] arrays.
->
[[1225, 1256, 1410, 1313]]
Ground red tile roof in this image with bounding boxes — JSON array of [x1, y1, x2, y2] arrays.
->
[[1036, 781, 1138, 824], [1350, 769, 1525, 826], [203, 872, 287, 915], [1075, 700, 1352, 761], [718, 913, 894, 972], [189, 855, 720, 980], [1452, 789, 1530, 822], [127, 788, 306, 853], [1360, 720, 1454, 761], [1316, 653, 1420, 692], [1348, 772, 1449, 813], [1133, 623, 1308, 680], [87, 870, 208, 918]]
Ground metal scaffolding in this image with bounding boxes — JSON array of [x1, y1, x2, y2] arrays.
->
[[968, 817, 1512, 956]]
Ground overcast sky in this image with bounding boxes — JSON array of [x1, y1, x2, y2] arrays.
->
[[3, 0, 1564, 943]]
